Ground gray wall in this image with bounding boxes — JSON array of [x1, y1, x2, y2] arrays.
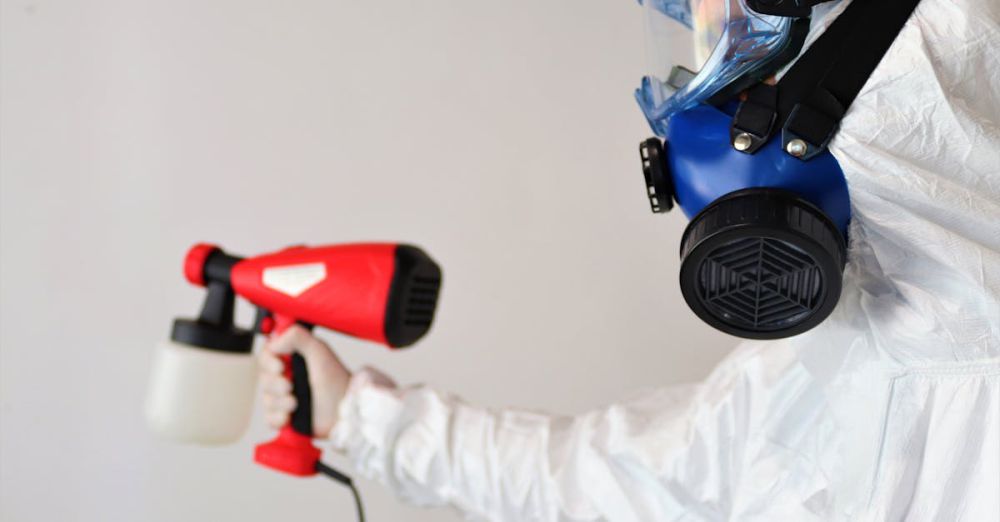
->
[[0, 1, 733, 520]]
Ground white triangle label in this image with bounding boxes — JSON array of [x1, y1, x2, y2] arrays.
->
[[262, 263, 327, 297]]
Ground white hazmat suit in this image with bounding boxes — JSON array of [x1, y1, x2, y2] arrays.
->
[[328, 0, 1000, 519]]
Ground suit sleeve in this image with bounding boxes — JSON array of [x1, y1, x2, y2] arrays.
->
[[328, 348, 779, 522]]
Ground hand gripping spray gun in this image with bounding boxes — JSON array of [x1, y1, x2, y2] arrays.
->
[[146, 243, 442, 520]]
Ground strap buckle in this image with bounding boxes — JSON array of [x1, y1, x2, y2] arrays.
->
[[730, 84, 778, 154], [781, 89, 845, 161]]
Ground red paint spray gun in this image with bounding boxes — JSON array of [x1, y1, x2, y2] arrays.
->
[[146, 243, 442, 517]]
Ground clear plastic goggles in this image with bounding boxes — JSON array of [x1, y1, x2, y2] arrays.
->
[[636, 0, 801, 136]]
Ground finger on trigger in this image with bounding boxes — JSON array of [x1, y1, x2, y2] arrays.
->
[[266, 325, 310, 355]]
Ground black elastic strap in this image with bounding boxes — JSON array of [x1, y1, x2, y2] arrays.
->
[[775, 0, 922, 159], [746, 0, 835, 18], [731, 0, 922, 159]]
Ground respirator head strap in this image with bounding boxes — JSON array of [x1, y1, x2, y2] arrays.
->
[[730, 83, 778, 154], [745, 0, 834, 18], [733, 0, 924, 160], [781, 89, 846, 160]]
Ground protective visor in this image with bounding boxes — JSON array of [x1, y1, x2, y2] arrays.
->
[[636, 0, 809, 136]]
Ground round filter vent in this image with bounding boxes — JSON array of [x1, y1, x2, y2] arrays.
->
[[679, 189, 846, 339]]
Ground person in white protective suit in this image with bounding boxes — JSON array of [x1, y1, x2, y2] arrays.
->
[[259, 0, 1000, 518]]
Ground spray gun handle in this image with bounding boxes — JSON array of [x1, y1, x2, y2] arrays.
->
[[253, 313, 322, 476], [285, 351, 314, 437]]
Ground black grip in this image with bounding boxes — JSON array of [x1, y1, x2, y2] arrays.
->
[[289, 352, 313, 436]]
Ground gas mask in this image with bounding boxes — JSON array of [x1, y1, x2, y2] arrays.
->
[[636, 0, 920, 339]]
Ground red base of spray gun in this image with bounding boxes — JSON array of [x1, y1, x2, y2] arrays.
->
[[254, 426, 321, 476]]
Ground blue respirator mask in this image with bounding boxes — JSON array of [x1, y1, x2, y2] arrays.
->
[[636, 0, 921, 338]]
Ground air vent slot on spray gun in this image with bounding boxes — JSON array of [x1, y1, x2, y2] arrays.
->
[[404, 276, 441, 327]]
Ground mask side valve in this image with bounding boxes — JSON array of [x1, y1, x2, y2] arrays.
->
[[639, 137, 675, 213]]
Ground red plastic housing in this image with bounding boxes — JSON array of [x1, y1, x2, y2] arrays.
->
[[254, 426, 322, 477], [230, 244, 397, 346]]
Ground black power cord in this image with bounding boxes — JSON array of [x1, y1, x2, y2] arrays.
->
[[316, 461, 366, 522]]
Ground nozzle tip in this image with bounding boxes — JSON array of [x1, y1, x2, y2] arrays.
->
[[183, 243, 220, 286]]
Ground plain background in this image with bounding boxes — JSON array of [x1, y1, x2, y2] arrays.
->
[[0, 1, 735, 520]]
